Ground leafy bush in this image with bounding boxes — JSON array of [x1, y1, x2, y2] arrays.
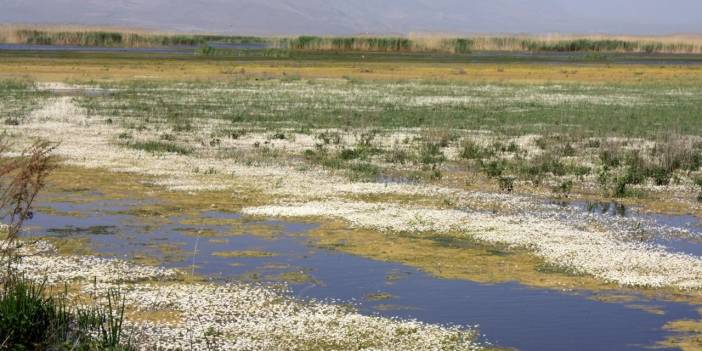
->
[[419, 143, 446, 165], [129, 141, 191, 155], [498, 176, 516, 193], [599, 148, 621, 168], [316, 132, 341, 145], [553, 180, 574, 197], [339, 146, 381, 161], [649, 166, 672, 186], [385, 147, 411, 165], [481, 160, 505, 178], [695, 177, 702, 203], [347, 162, 381, 182], [459, 140, 493, 160]]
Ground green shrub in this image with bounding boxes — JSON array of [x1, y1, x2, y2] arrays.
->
[[271, 132, 287, 140], [498, 176, 516, 193], [339, 148, 362, 160], [429, 168, 443, 181], [460, 140, 492, 160], [482, 160, 505, 178], [553, 180, 574, 197], [159, 133, 176, 141], [524, 154, 566, 177], [695, 177, 702, 203], [129, 141, 192, 155], [385, 147, 411, 165], [316, 132, 341, 145], [348, 162, 381, 182], [356, 130, 377, 147], [572, 165, 591, 178], [339, 146, 381, 161], [506, 142, 520, 153], [586, 139, 602, 148], [419, 143, 446, 165], [613, 176, 630, 198], [599, 148, 621, 168], [649, 166, 672, 186]]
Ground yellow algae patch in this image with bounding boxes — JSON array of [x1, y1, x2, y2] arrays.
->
[[208, 238, 229, 244], [177, 228, 223, 238], [44, 237, 96, 256], [365, 292, 395, 302], [32, 205, 86, 218], [625, 304, 666, 315], [44, 166, 270, 214], [212, 250, 278, 258], [266, 271, 316, 284], [310, 220, 611, 291], [662, 310, 702, 351], [131, 254, 162, 266]]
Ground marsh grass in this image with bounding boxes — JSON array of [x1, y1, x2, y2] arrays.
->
[[0, 25, 264, 48], [74, 80, 702, 138], [0, 80, 47, 123], [0, 276, 133, 350], [270, 34, 702, 54], [3, 25, 702, 53], [128, 141, 192, 155]]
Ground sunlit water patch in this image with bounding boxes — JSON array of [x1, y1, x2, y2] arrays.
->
[[25, 198, 702, 351]]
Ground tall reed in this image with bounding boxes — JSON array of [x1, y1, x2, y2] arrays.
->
[[2, 25, 702, 53]]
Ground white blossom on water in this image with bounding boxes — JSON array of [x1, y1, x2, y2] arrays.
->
[[8, 91, 702, 291], [9, 241, 482, 350], [243, 201, 702, 289]]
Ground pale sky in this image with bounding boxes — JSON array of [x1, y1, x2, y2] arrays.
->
[[1, 0, 700, 35]]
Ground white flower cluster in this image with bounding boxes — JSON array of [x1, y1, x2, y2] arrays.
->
[[8, 91, 702, 291], [9, 241, 481, 350], [8, 241, 176, 284], [115, 283, 481, 351]]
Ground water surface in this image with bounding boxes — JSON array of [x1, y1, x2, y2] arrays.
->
[[27, 197, 702, 351]]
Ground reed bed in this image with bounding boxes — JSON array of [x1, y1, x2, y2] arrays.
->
[[274, 35, 702, 54], [0, 25, 263, 48], [2, 25, 702, 53]]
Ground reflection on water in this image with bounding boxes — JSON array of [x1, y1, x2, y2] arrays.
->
[[26, 197, 702, 351]]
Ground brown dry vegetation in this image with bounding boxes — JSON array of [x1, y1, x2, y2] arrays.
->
[[2, 54, 702, 85]]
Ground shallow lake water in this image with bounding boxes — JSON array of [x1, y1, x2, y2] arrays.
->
[[26, 195, 702, 351], [3, 44, 702, 66], [550, 200, 702, 257]]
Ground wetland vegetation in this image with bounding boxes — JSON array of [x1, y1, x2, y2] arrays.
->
[[1, 36, 702, 351], [3, 26, 702, 54]]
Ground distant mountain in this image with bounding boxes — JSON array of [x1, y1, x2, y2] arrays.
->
[[1, 0, 700, 35]]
